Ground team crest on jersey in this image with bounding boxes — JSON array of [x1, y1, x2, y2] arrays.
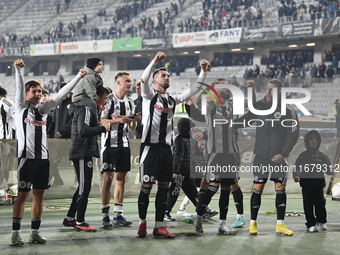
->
[[143, 175, 150, 182], [87, 161, 93, 168], [102, 163, 108, 169], [274, 112, 281, 119], [19, 181, 26, 189], [67, 104, 71, 109]]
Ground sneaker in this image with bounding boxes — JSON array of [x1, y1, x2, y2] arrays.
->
[[74, 222, 97, 232], [276, 224, 294, 236], [249, 222, 258, 235], [232, 216, 245, 228], [218, 223, 236, 235], [113, 215, 132, 226], [177, 209, 191, 217], [153, 226, 175, 238], [11, 232, 24, 246], [194, 216, 203, 234], [138, 222, 147, 237], [307, 226, 318, 232], [29, 230, 47, 244], [316, 222, 327, 231], [182, 215, 195, 225], [202, 209, 218, 221], [164, 212, 176, 222], [63, 218, 76, 227], [102, 216, 113, 228]]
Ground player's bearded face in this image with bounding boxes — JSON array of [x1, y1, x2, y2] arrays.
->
[[218, 88, 230, 100], [158, 71, 170, 89]]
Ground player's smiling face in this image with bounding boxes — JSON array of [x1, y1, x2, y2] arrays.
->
[[26, 85, 42, 105]]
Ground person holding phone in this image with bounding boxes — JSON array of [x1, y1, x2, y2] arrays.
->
[[99, 72, 141, 228]]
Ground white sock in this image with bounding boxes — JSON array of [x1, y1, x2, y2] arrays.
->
[[155, 221, 163, 228], [139, 219, 146, 225], [237, 214, 244, 219], [114, 204, 123, 218], [277, 220, 284, 225], [66, 216, 74, 221], [250, 220, 256, 224], [219, 220, 226, 225]]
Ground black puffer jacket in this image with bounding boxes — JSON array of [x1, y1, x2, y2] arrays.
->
[[69, 98, 106, 160], [235, 96, 299, 159], [293, 130, 332, 188], [173, 118, 195, 175]]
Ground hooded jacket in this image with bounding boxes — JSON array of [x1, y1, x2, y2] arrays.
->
[[68, 98, 106, 160], [293, 130, 332, 188], [173, 118, 195, 175], [72, 66, 103, 103]]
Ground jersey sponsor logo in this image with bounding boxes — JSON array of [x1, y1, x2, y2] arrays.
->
[[111, 113, 124, 119], [24, 118, 46, 126], [154, 104, 172, 113]]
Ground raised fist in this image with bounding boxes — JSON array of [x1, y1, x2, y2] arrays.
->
[[246, 80, 255, 88], [79, 68, 87, 78], [200, 60, 210, 72], [14, 59, 25, 68], [153, 52, 166, 63]]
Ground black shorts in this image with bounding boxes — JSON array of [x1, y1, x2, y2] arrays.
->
[[206, 153, 239, 185], [252, 155, 288, 185], [139, 143, 173, 184], [17, 158, 50, 192], [101, 146, 131, 173]]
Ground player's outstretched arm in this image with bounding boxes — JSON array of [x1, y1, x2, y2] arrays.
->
[[14, 59, 26, 109], [182, 60, 210, 101], [42, 69, 87, 113], [140, 52, 166, 98]]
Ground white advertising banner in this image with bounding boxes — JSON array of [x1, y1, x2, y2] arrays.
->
[[172, 28, 242, 48], [30, 40, 113, 56]]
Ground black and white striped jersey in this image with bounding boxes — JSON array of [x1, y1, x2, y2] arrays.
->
[[15, 66, 82, 159], [140, 59, 207, 146], [141, 88, 182, 145], [101, 93, 135, 148], [0, 97, 15, 139]]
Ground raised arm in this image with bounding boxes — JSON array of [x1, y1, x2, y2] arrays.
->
[[182, 60, 210, 101], [42, 69, 87, 113], [14, 59, 26, 110], [140, 53, 164, 98]]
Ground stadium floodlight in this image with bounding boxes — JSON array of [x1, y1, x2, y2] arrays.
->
[[306, 43, 315, 47], [288, 44, 298, 48], [194, 51, 200, 54], [231, 48, 241, 51], [181, 52, 189, 54], [133, 54, 142, 57], [247, 48, 254, 51]]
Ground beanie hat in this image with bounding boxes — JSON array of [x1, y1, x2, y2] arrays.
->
[[86, 58, 102, 70]]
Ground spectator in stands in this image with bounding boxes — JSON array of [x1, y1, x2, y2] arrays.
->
[[278, 4, 285, 22], [286, 3, 293, 21], [326, 65, 335, 82], [83, 14, 87, 25], [332, 56, 339, 74], [310, 3, 317, 20], [292, 3, 298, 21], [65, 0, 70, 11], [179, 0, 185, 11], [55, 1, 61, 14]]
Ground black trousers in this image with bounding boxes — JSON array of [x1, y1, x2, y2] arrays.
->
[[67, 157, 93, 223], [302, 187, 327, 228], [166, 173, 198, 212]]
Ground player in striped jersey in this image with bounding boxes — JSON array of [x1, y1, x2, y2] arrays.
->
[[11, 59, 86, 245], [137, 52, 210, 238], [0, 85, 15, 139], [100, 72, 141, 228]]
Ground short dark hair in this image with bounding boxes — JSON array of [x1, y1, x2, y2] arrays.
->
[[42, 88, 49, 95], [268, 79, 283, 89], [115, 72, 130, 81], [106, 86, 113, 94], [217, 78, 226, 82], [96, 86, 110, 97], [59, 81, 68, 89], [25, 80, 42, 92], [152, 67, 167, 79], [0, 85, 7, 97]]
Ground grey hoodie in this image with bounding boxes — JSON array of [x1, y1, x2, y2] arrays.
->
[[72, 66, 103, 103]]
